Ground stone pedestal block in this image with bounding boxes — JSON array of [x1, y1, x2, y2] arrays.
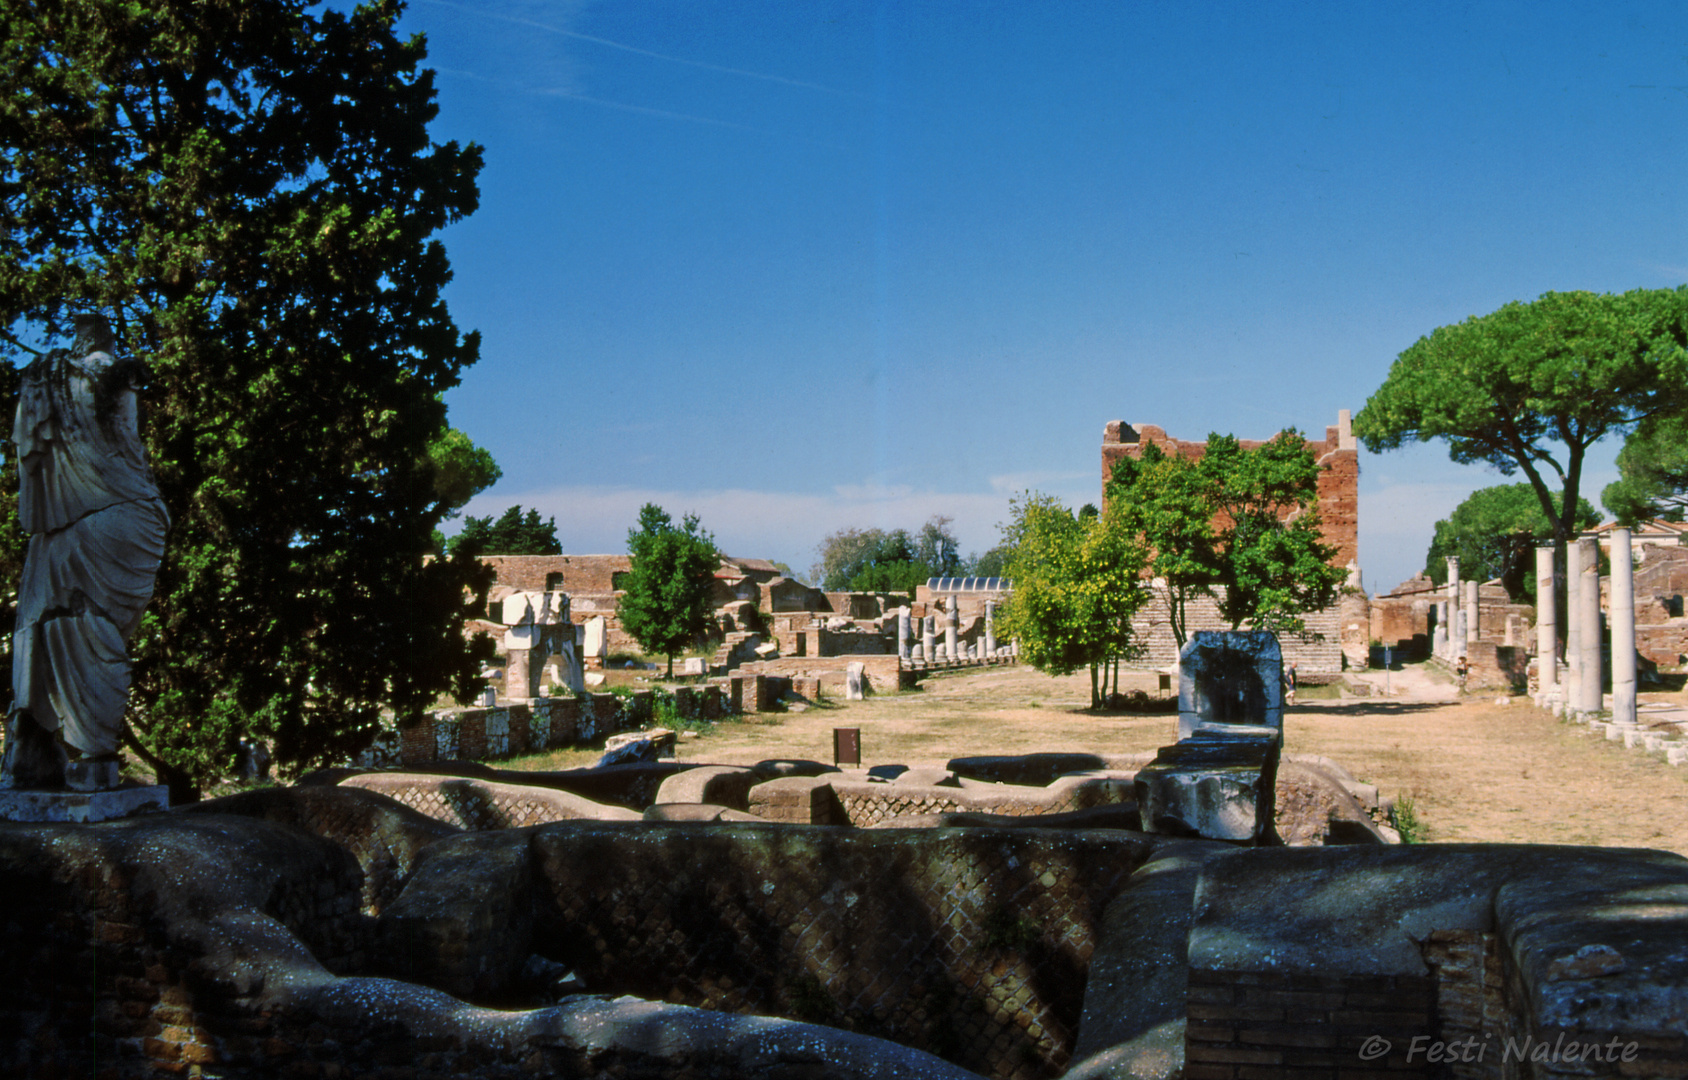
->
[[1134, 731, 1279, 843], [1176, 631, 1283, 743], [0, 784, 168, 823]]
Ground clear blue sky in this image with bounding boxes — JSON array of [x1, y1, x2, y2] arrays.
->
[[408, 0, 1688, 593]]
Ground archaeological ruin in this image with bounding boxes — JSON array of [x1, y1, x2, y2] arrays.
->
[[1100, 411, 1360, 674]]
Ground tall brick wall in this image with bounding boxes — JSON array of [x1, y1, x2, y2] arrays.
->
[[1101, 413, 1360, 571], [1101, 413, 1359, 673]]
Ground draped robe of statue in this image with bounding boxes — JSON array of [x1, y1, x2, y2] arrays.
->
[[4, 317, 168, 788]]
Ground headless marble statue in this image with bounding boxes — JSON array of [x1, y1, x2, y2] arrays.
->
[[3, 315, 168, 790]]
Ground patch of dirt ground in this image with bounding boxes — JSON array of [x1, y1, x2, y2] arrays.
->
[[509, 662, 1688, 857]]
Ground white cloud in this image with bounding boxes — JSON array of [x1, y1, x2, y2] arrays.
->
[[456, 480, 1101, 578]]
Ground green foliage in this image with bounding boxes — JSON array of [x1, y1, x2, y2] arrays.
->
[[810, 515, 966, 594], [448, 505, 561, 556], [427, 427, 502, 513], [1604, 411, 1688, 525], [1391, 796, 1423, 844], [1425, 484, 1598, 600], [1355, 288, 1688, 544], [0, 0, 494, 796], [619, 504, 720, 677], [995, 493, 1147, 708], [1108, 431, 1344, 641]]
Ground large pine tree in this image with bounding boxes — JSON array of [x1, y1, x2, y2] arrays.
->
[[0, 0, 495, 797]]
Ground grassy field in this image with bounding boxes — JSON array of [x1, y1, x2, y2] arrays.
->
[[503, 662, 1688, 857]]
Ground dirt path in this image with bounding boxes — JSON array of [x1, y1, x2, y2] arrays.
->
[[517, 662, 1688, 856]]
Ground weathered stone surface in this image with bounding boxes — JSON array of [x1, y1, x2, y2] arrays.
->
[[867, 803, 1143, 831], [1069, 841, 1222, 1080], [0, 812, 992, 1080], [655, 764, 758, 811], [747, 776, 846, 824], [1273, 758, 1389, 845], [846, 660, 866, 700], [948, 752, 1155, 786], [600, 727, 677, 765], [0, 783, 168, 823], [1177, 630, 1283, 741], [749, 758, 842, 781], [379, 829, 534, 998], [342, 772, 640, 828], [1135, 731, 1279, 843], [184, 784, 459, 914], [892, 766, 960, 787], [643, 803, 764, 822]]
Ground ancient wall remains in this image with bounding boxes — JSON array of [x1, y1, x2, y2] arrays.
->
[[1101, 412, 1359, 672], [1100, 411, 1360, 570]]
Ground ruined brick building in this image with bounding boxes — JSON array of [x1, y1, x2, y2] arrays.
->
[[1100, 410, 1361, 672]]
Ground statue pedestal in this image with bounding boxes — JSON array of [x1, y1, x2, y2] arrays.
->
[[0, 784, 169, 823]]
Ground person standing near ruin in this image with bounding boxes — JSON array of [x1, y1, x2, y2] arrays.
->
[[1284, 661, 1297, 705], [3, 314, 169, 790]]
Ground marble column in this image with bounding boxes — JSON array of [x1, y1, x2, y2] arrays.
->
[[1436, 600, 1450, 658], [1577, 536, 1602, 715], [922, 615, 936, 660], [1535, 545, 1556, 693], [1454, 610, 1467, 657], [897, 607, 912, 661], [1463, 579, 1480, 648], [1565, 539, 1582, 708], [1611, 529, 1637, 725], [944, 599, 960, 660], [984, 601, 997, 656]]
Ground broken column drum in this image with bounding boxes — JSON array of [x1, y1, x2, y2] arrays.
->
[[896, 608, 912, 661], [944, 600, 959, 660], [922, 615, 936, 661]]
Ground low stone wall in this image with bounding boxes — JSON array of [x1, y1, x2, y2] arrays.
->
[[829, 774, 1136, 827], [737, 654, 903, 693], [367, 692, 657, 769], [1184, 845, 1688, 1080]]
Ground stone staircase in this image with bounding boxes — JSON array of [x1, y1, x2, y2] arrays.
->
[[709, 632, 761, 676]]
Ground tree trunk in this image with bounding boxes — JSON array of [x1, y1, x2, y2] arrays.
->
[[121, 728, 197, 805]]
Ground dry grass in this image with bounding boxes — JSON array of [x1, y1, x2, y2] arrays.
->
[[503, 663, 1688, 857]]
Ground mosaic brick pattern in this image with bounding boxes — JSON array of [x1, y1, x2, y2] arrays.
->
[[832, 775, 1136, 828], [343, 773, 637, 830], [185, 786, 459, 915], [531, 824, 1156, 1080]]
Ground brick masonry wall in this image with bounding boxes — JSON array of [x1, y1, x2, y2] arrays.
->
[[1128, 591, 1343, 673], [530, 826, 1154, 1080], [1184, 969, 1438, 1080], [1101, 419, 1360, 572], [1421, 930, 1512, 1080]]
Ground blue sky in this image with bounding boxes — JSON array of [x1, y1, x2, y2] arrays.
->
[[409, 0, 1688, 593]]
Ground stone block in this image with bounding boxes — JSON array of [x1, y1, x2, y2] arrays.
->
[[0, 785, 169, 823], [846, 661, 866, 700], [747, 776, 845, 824], [1177, 631, 1283, 743], [654, 765, 756, 811], [1135, 731, 1279, 843]]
